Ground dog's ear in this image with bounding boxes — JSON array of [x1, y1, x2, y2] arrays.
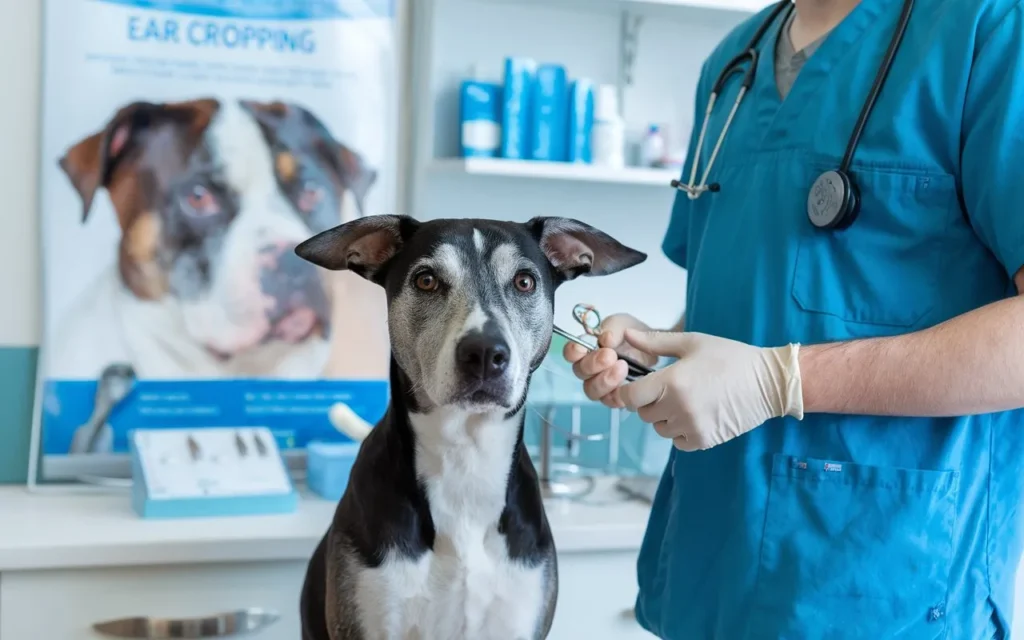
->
[[59, 100, 218, 223], [526, 217, 647, 281], [59, 131, 110, 223], [58, 105, 142, 222], [295, 214, 419, 281]]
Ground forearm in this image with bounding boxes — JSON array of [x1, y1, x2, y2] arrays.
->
[[799, 294, 1024, 417]]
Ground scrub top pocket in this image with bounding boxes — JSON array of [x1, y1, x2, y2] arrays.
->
[[748, 454, 958, 640], [791, 168, 956, 328]]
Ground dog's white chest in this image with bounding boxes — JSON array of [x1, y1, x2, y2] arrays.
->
[[354, 528, 547, 640], [353, 409, 549, 640]]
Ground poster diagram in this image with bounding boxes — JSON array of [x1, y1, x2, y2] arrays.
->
[[35, 0, 397, 480]]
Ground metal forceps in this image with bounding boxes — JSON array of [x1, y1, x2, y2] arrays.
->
[[552, 304, 655, 382]]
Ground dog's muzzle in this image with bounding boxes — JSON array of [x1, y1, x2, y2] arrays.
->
[[453, 331, 513, 405], [259, 241, 331, 343]]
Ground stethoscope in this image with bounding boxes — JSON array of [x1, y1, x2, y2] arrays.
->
[[670, 0, 915, 231]]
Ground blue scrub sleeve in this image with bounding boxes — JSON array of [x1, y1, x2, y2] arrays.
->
[[661, 61, 712, 269], [961, 4, 1024, 282]]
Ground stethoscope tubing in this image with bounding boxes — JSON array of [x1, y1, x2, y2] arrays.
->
[[673, 2, 792, 200], [839, 0, 915, 172]]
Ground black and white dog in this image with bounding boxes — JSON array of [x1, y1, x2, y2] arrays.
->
[[294, 214, 646, 639]]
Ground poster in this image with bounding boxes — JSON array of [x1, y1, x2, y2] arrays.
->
[[35, 0, 397, 480]]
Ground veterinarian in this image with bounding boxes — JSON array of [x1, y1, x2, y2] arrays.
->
[[563, 0, 1024, 637]]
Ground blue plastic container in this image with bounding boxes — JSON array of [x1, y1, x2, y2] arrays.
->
[[567, 79, 594, 164], [500, 56, 536, 159], [306, 441, 361, 501], [530, 64, 568, 162], [460, 80, 502, 158]]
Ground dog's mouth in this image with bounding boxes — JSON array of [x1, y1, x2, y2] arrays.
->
[[449, 381, 515, 411]]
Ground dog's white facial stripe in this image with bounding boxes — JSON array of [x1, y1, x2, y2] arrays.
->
[[489, 243, 529, 284], [431, 243, 465, 285], [461, 302, 488, 335], [473, 228, 485, 255]]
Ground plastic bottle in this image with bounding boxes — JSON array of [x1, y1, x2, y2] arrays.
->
[[460, 79, 502, 158], [591, 84, 625, 169], [640, 124, 666, 168]]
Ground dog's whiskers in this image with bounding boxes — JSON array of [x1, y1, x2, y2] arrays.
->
[[535, 361, 588, 386], [404, 374, 429, 398]]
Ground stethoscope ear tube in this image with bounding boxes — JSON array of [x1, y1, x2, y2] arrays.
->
[[838, 0, 915, 174], [673, 1, 791, 202]]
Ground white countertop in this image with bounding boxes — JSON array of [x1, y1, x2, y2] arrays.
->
[[0, 477, 652, 572]]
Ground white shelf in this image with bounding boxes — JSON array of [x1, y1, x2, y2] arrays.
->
[[429, 157, 680, 187]]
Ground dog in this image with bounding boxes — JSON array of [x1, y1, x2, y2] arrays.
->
[[49, 98, 377, 381], [293, 214, 647, 640]]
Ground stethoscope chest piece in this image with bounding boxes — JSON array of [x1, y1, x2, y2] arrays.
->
[[807, 169, 859, 230]]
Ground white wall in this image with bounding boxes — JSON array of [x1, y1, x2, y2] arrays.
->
[[0, 0, 42, 347]]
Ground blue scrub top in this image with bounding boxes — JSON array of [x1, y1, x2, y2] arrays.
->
[[638, 0, 1024, 638]]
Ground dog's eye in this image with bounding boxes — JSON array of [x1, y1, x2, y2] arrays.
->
[[182, 185, 220, 217], [297, 180, 324, 213], [415, 271, 439, 292], [513, 272, 536, 293]]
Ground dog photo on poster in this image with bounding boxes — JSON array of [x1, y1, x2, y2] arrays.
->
[[35, 0, 397, 480]]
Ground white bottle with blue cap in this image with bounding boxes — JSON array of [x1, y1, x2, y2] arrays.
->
[[459, 64, 502, 159]]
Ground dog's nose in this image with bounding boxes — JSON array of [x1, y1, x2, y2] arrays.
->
[[456, 333, 510, 381]]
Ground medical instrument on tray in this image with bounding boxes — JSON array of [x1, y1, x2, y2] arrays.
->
[[669, 0, 915, 232], [552, 303, 655, 381]]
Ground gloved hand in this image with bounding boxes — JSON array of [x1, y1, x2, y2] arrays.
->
[[617, 329, 804, 452], [562, 313, 658, 408]]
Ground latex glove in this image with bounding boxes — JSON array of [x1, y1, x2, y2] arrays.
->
[[618, 329, 804, 452], [562, 313, 658, 408]]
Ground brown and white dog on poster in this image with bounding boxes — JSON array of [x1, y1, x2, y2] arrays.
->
[[49, 98, 377, 380]]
